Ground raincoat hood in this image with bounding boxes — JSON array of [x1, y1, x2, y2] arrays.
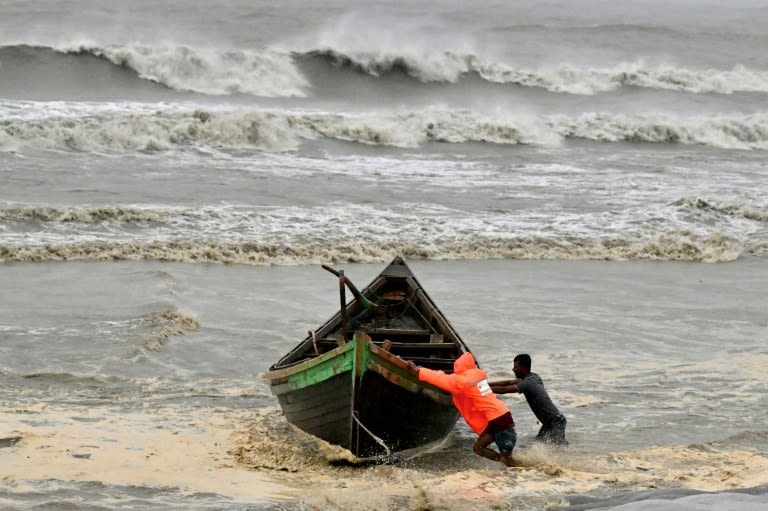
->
[[453, 352, 476, 374], [418, 350, 512, 436]]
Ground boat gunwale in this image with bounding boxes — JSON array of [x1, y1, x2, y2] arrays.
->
[[268, 257, 470, 372], [267, 339, 355, 381]]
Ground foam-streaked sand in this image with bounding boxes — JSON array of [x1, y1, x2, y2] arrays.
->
[[6, 402, 766, 511], [1, 404, 289, 504], [230, 408, 768, 510]]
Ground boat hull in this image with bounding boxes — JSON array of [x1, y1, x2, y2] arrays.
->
[[269, 332, 459, 458]]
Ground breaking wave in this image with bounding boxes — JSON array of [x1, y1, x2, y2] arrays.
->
[[4, 43, 768, 97], [0, 44, 309, 97], [675, 197, 768, 223], [306, 48, 768, 95], [2, 197, 765, 264], [81, 44, 309, 97], [137, 308, 200, 352], [0, 234, 751, 265], [0, 206, 173, 224], [3, 106, 768, 152]]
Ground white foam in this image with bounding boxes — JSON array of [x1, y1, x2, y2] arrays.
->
[[476, 60, 768, 95], [5, 104, 768, 153], [60, 43, 310, 97]]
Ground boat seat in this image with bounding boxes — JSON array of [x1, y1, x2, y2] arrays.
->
[[366, 328, 432, 336], [378, 342, 457, 350]]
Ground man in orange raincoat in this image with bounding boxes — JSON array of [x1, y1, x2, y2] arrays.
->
[[408, 352, 516, 467]]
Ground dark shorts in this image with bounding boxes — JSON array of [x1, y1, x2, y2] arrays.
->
[[536, 414, 568, 446], [494, 427, 517, 453], [486, 411, 517, 453]]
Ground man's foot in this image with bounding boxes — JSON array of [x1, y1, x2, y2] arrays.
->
[[500, 453, 516, 467]]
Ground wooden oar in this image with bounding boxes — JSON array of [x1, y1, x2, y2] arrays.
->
[[322, 264, 379, 341], [321, 264, 378, 310]]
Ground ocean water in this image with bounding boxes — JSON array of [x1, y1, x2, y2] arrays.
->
[[1, 0, 767, 510]]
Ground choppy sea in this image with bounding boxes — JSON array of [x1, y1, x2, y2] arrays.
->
[[1, 1, 767, 510]]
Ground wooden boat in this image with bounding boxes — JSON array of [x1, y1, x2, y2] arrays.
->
[[267, 256, 471, 459]]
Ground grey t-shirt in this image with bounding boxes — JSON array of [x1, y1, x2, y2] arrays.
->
[[516, 372, 562, 424]]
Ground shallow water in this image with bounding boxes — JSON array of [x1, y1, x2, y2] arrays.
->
[[2, 258, 767, 510]]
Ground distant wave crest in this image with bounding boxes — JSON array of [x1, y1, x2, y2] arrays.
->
[[305, 47, 473, 83], [304, 48, 768, 95], [0, 43, 308, 97], [3, 43, 768, 97], [477, 61, 768, 95], [84, 44, 309, 97]]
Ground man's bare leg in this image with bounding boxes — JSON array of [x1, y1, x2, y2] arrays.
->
[[473, 432, 502, 462]]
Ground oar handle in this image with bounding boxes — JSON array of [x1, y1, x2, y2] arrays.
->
[[322, 264, 341, 277], [321, 264, 378, 309]]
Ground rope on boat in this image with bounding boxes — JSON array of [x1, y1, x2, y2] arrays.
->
[[352, 411, 391, 456]]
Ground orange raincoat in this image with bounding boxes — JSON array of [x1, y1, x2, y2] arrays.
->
[[418, 352, 512, 435]]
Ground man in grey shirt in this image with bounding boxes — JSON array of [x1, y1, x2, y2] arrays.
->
[[489, 354, 568, 446]]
